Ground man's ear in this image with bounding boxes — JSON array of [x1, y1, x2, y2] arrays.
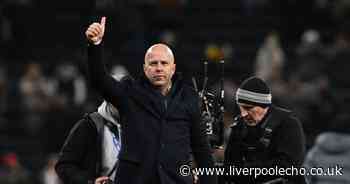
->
[[172, 64, 176, 75]]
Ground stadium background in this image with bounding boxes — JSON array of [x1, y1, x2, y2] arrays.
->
[[0, 0, 349, 183]]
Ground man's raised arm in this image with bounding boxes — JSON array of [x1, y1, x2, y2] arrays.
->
[[85, 17, 125, 107]]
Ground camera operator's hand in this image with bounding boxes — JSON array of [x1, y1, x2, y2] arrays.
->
[[85, 17, 106, 45], [213, 147, 225, 162], [95, 176, 110, 184]]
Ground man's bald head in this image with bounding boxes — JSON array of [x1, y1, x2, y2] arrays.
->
[[143, 43, 176, 95], [144, 43, 175, 64]]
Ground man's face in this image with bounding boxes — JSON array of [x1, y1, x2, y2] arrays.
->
[[238, 103, 267, 126], [144, 45, 176, 89]]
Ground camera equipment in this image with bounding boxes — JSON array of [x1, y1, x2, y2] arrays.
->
[[192, 60, 225, 148]]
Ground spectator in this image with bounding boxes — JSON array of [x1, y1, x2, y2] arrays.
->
[[0, 152, 33, 184], [304, 114, 350, 183]]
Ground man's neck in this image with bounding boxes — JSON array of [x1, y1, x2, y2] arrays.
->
[[160, 82, 172, 96]]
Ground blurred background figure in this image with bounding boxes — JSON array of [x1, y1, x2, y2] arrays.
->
[[205, 43, 224, 62], [159, 30, 177, 48], [51, 62, 87, 109], [304, 114, 350, 184], [0, 152, 33, 184], [19, 62, 51, 114], [110, 64, 129, 81], [296, 29, 324, 56], [19, 62, 51, 136], [1, 0, 350, 183], [288, 29, 333, 149], [255, 31, 285, 84], [254, 31, 289, 106]]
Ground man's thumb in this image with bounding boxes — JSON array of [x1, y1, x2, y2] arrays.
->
[[100, 16, 106, 28]]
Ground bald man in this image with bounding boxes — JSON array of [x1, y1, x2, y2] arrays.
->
[[83, 17, 217, 184]]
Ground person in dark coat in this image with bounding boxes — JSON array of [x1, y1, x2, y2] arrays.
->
[[224, 76, 306, 184], [55, 100, 121, 184], [304, 114, 350, 184], [84, 17, 217, 184]]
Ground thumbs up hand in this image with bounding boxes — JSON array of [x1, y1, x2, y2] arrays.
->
[[85, 17, 106, 45]]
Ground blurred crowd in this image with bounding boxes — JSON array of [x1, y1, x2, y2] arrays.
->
[[1, 0, 350, 183]]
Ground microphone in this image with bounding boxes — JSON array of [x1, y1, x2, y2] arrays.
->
[[217, 60, 225, 146], [201, 61, 208, 98], [220, 60, 225, 105]]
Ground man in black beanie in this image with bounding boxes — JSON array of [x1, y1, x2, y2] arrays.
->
[[224, 76, 306, 184]]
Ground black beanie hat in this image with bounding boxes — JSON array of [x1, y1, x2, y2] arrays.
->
[[235, 76, 272, 107]]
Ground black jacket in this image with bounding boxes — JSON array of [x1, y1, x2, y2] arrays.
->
[[86, 44, 217, 184], [224, 106, 306, 184], [55, 114, 102, 184]]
